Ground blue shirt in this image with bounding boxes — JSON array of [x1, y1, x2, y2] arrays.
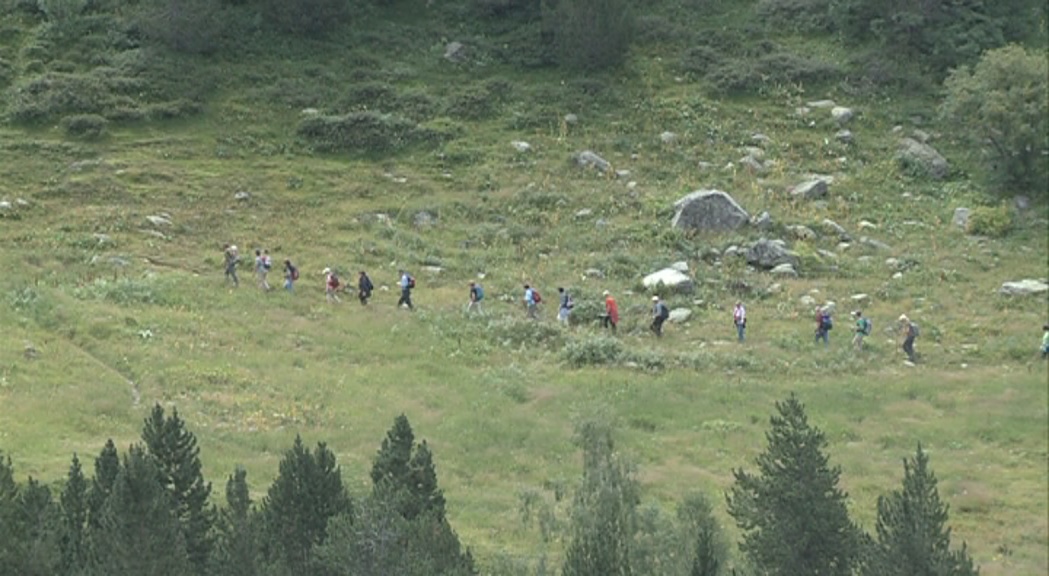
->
[[524, 288, 535, 305]]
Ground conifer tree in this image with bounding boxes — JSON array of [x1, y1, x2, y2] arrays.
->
[[211, 467, 260, 576], [727, 394, 862, 576], [864, 444, 979, 576], [677, 494, 725, 576], [261, 435, 351, 574], [18, 477, 62, 576], [141, 404, 214, 575], [59, 454, 89, 575], [370, 414, 446, 521], [0, 451, 18, 567], [562, 421, 638, 576], [87, 439, 120, 531]]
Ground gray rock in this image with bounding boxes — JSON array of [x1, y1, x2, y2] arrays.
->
[[892, 272, 904, 280], [660, 131, 678, 145], [817, 249, 838, 261], [234, 191, 251, 201], [851, 293, 870, 305], [821, 218, 851, 241], [575, 150, 611, 173], [669, 261, 690, 273], [15, 198, 29, 207], [897, 138, 949, 179], [739, 155, 766, 174], [766, 282, 782, 294], [443, 41, 468, 63], [746, 238, 800, 270], [0, 201, 11, 210], [421, 265, 444, 274], [697, 161, 714, 170], [912, 129, 931, 143], [885, 257, 900, 269], [799, 294, 817, 307], [413, 211, 437, 228], [574, 208, 593, 219], [859, 236, 891, 251], [751, 133, 771, 144], [795, 106, 811, 116], [584, 268, 605, 279], [858, 220, 878, 230], [807, 99, 836, 108], [821, 301, 837, 315], [595, 218, 609, 229], [300, 108, 319, 116], [615, 169, 631, 179], [671, 190, 751, 232], [831, 106, 854, 124], [643, 268, 694, 293], [146, 215, 172, 227], [564, 113, 579, 125], [788, 225, 818, 241], [835, 129, 854, 144], [770, 263, 798, 277], [668, 308, 692, 323], [791, 179, 829, 200], [752, 211, 772, 230], [952, 207, 971, 229], [723, 245, 740, 259], [511, 140, 531, 153], [999, 279, 1049, 296], [743, 146, 765, 161], [1013, 195, 1031, 212]]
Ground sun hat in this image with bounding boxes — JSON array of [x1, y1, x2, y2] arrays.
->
[[602, 290, 610, 296], [652, 295, 659, 301], [322, 267, 331, 275], [898, 314, 909, 322]]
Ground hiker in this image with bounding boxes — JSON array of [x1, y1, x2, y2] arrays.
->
[[223, 244, 240, 287], [323, 268, 341, 303], [601, 291, 619, 333], [358, 271, 374, 305], [523, 284, 538, 319], [852, 310, 872, 350], [283, 260, 299, 292], [815, 306, 832, 347], [898, 314, 918, 363], [466, 281, 484, 315], [557, 287, 574, 326], [651, 295, 669, 338], [397, 270, 414, 310], [1042, 324, 1049, 360], [255, 249, 272, 291], [733, 300, 746, 342]]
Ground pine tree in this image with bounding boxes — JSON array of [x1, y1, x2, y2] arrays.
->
[[141, 404, 214, 576], [677, 494, 725, 576], [562, 420, 638, 576], [17, 477, 62, 576], [727, 394, 863, 576], [370, 414, 415, 491], [211, 467, 260, 576], [87, 439, 120, 531], [0, 451, 18, 568], [90, 445, 192, 576], [59, 454, 89, 575], [864, 444, 979, 576], [261, 435, 351, 574], [370, 414, 446, 521]]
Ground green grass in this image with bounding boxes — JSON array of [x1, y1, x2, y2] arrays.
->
[[1, 0, 1047, 573]]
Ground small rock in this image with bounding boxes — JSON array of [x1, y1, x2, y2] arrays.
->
[[851, 293, 870, 305], [574, 208, 593, 219], [861, 236, 892, 251], [799, 294, 817, 306], [831, 106, 854, 124], [790, 179, 829, 200], [698, 161, 714, 170], [743, 146, 765, 161], [795, 106, 811, 116], [643, 268, 693, 293], [443, 41, 467, 63], [739, 155, 766, 174], [952, 207, 971, 229], [234, 191, 251, 201], [912, 129, 931, 143], [595, 219, 609, 229], [615, 169, 631, 179], [999, 279, 1049, 296], [751, 133, 771, 144], [770, 263, 798, 277], [575, 150, 611, 173], [511, 141, 531, 153], [817, 249, 838, 261], [668, 308, 692, 323], [0, 201, 11, 210], [857, 256, 871, 264], [752, 211, 772, 230], [145, 215, 172, 227], [821, 218, 851, 241], [583, 268, 605, 279], [1013, 195, 1031, 212], [660, 131, 678, 145], [835, 129, 854, 144], [858, 220, 878, 230], [807, 99, 836, 108], [413, 211, 437, 228], [564, 113, 579, 125], [766, 282, 782, 294], [892, 272, 904, 280], [24, 343, 39, 360], [837, 242, 851, 252], [626, 181, 637, 189], [885, 257, 900, 269], [788, 225, 818, 241], [723, 245, 740, 258], [93, 233, 112, 245], [15, 198, 30, 207]]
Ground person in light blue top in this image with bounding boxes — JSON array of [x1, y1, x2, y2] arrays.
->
[[397, 270, 414, 310], [557, 287, 574, 326], [523, 284, 538, 319]]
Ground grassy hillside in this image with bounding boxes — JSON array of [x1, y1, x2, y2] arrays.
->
[[1, 0, 1047, 573]]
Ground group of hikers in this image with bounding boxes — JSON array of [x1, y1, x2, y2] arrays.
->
[[222, 244, 1047, 363]]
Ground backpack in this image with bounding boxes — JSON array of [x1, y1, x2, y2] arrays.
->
[[823, 314, 833, 330], [566, 294, 575, 309], [861, 318, 872, 336], [407, 275, 416, 289], [263, 256, 272, 271], [911, 323, 920, 337], [657, 303, 670, 320], [330, 274, 340, 289], [474, 285, 484, 301], [290, 266, 299, 281], [532, 290, 542, 304]]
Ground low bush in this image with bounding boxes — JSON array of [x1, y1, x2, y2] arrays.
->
[[966, 205, 1013, 237], [487, 316, 564, 351], [561, 334, 623, 367], [756, 0, 832, 32], [704, 51, 840, 94], [297, 111, 433, 153], [336, 81, 398, 112], [61, 113, 107, 139]]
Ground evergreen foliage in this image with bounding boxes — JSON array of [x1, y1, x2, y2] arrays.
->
[[370, 414, 447, 521], [261, 435, 351, 574], [141, 404, 214, 576], [86, 439, 120, 531], [562, 420, 639, 576], [548, 0, 635, 71], [863, 444, 979, 576], [210, 467, 260, 576], [727, 394, 863, 576], [677, 494, 726, 576], [59, 454, 89, 575]]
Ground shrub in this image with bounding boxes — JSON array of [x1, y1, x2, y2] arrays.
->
[[61, 113, 107, 139], [487, 316, 564, 350], [336, 81, 398, 112], [443, 85, 499, 120], [136, 0, 226, 54], [941, 45, 1048, 198], [297, 111, 431, 153], [966, 205, 1013, 237], [264, 0, 350, 35], [36, 0, 87, 26], [562, 334, 623, 367], [549, 0, 635, 71], [756, 0, 832, 32]]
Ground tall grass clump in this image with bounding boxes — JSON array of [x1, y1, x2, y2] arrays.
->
[[562, 334, 623, 367]]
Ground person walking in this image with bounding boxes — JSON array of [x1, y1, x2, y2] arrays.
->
[[602, 290, 619, 333], [733, 300, 747, 342], [323, 268, 341, 303], [898, 314, 918, 363], [358, 271, 374, 305], [557, 287, 574, 326], [852, 310, 871, 351], [651, 295, 669, 338], [397, 270, 414, 310], [255, 249, 272, 291], [1042, 324, 1049, 360], [815, 306, 831, 347], [466, 281, 484, 315], [523, 284, 538, 320], [283, 260, 298, 292], [223, 244, 240, 287]]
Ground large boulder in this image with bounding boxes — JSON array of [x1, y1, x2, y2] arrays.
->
[[575, 150, 611, 173], [671, 189, 750, 232], [746, 238, 799, 270], [952, 207, 971, 229], [999, 279, 1048, 296], [897, 138, 949, 179], [790, 179, 829, 200], [643, 268, 694, 293], [668, 308, 692, 323]]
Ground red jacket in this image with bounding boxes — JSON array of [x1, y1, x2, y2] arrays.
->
[[605, 296, 619, 324]]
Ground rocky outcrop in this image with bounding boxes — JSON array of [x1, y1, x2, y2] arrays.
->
[[671, 190, 750, 232]]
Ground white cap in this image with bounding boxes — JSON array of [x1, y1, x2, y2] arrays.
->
[[322, 267, 331, 275], [898, 314, 909, 322], [602, 290, 610, 296], [652, 295, 659, 301]]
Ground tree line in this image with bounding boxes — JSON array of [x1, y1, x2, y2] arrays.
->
[[0, 396, 980, 575]]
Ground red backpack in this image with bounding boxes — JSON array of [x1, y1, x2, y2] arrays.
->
[[533, 290, 542, 304]]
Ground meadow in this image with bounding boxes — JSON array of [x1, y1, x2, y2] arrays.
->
[[0, 0, 1047, 572]]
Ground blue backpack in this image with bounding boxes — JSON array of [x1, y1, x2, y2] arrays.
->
[[474, 284, 484, 301], [861, 318, 872, 335]]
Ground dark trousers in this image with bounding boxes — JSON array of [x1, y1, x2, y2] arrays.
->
[[398, 289, 413, 310], [903, 336, 916, 361], [359, 289, 371, 305], [601, 315, 617, 332], [651, 317, 666, 337]]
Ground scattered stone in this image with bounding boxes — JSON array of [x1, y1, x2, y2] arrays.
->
[[660, 131, 678, 145], [564, 113, 579, 125], [421, 266, 444, 274], [837, 242, 851, 252], [723, 245, 740, 259], [751, 133, 771, 144], [93, 233, 113, 246], [595, 218, 609, 229], [626, 181, 637, 189], [856, 255, 871, 264], [821, 218, 851, 241], [817, 249, 838, 261], [15, 198, 29, 207], [746, 238, 799, 269], [851, 293, 870, 305], [860, 236, 892, 251], [739, 155, 766, 174], [835, 129, 854, 144], [0, 201, 11, 210], [301, 108, 320, 116], [643, 268, 694, 293], [140, 229, 169, 241], [912, 129, 931, 143], [788, 225, 818, 241], [831, 106, 854, 125], [443, 41, 468, 63], [109, 256, 130, 268], [511, 141, 531, 153], [807, 99, 836, 108], [584, 268, 605, 279], [952, 207, 971, 229], [743, 146, 765, 161], [821, 301, 837, 315], [766, 282, 782, 294], [669, 261, 690, 273], [413, 211, 436, 228], [574, 208, 593, 219], [1013, 195, 1031, 212], [885, 257, 900, 269], [795, 106, 811, 117], [892, 272, 904, 280], [858, 220, 878, 230], [668, 308, 692, 323], [671, 190, 751, 232], [800, 294, 817, 307], [770, 263, 798, 277], [146, 214, 172, 227], [897, 138, 949, 179], [999, 279, 1049, 296], [790, 178, 829, 200], [24, 343, 39, 360], [575, 150, 611, 173], [615, 169, 631, 179], [234, 191, 251, 201], [698, 161, 714, 170]]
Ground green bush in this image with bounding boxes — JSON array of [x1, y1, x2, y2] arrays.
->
[[264, 0, 350, 35], [941, 45, 1048, 198], [61, 113, 107, 139], [297, 111, 435, 153], [36, 0, 87, 26], [487, 316, 564, 350], [704, 51, 840, 94], [966, 205, 1013, 237], [756, 0, 832, 32], [549, 0, 635, 71], [561, 334, 623, 367]]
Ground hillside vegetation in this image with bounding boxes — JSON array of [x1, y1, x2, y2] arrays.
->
[[0, 0, 1047, 573]]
